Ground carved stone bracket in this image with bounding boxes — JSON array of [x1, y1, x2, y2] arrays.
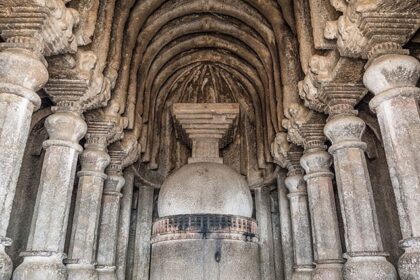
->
[[299, 54, 368, 117], [326, 0, 420, 61], [107, 136, 141, 176], [45, 50, 113, 113], [85, 108, 127, 148], [271, 132, 304, 177], [282, 104, 327, 153], [0, 2, 80, 57]]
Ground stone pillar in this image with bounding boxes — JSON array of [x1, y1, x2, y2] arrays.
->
[[116, 171, 135, 280], [364, 54, 420, 280], [255, 187, 276, 280], [301, 147, 343, 280], [0, 27, 47, 280], [96, 152, 125, 280], [13, 105, 87, 279], [66, 119, 118, 280], [324, 104, 397, 280], [0, 4, 79, 275], [277, 174, 294, 280], [284, 114, 344, 280], [132, 185, 155, 280], [284, 148, 314, 280], [270, 190, 284, 279]]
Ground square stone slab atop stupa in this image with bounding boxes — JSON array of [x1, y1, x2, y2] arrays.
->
[[172, 103, 240, 164]]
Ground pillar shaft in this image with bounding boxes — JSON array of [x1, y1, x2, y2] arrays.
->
[[13, 110, 87, 280], [0, 46, 47, 279], [285, 171, 314, 280], [132, 185, 154, 280], [96, 171, 125, 280], [116, 171, 135, 280], [255, 187, 276, 280], [325, 113, 397, 280], [67, 126, 113, 280], [364, 54, 420, 280], [270, 191, 284, 280], [301, 150, 343, 280], [277, 175, 294, 280]]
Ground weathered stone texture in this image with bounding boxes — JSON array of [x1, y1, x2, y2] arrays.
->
[[150, 240, 260, 280], [0, 1, 419, 280]]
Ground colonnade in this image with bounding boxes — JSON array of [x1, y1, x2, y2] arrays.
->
[[0, 1, 419, 280], [0, 3, 150, 280], [269, 45, 420, 280]]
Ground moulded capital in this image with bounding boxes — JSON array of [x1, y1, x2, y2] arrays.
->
[[324, 114, 366, 145], [80, 148, 110, 174], [0, 48, 48, 105], [104, 174, 125, 194], [364, 54, 420, 97], [44, 111, 87, 143], [285, 174, 307, 194], [300, 150, 332, 175]]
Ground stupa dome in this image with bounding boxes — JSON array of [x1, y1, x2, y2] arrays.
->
[[158, 162, 253, 218]]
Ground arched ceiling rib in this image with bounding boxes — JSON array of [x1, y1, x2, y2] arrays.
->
[[108, 0, 302, 181]]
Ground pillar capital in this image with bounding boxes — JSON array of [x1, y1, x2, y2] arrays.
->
[[324, 114, 366, 152], [364, 54, 420, 111], [285, 173, 306, 196], [44, 111, 87, 146], [300, 151, 333, 180], [0, 48, 47, 109]]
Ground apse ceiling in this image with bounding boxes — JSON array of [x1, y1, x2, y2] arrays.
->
[[105, 0, 301, 185]]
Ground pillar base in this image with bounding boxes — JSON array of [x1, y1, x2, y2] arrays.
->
[[312, 260, 343, 280], [0, 238, 13, 280], [343, 253, 397, 280], [13, 252, 66, 280], [96, 265, 117, 280], [292, 266, 313, 280], [67, 262, 98, 280], [398, 238, 420, 280]]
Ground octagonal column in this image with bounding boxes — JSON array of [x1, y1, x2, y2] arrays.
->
[[0, 41, 47, 279], [116, 171, 135, 280], [96, 152, 125, 280], [255, 187, 276, 280], [277, 174, 294, 280], [66, 119, 117, 280], [364, 54, 420, 280], [13, 105, 87, 280], [324, 105, 397, 280], [301, 149, 343, 280], [285, 149, 314, 280], [282, 118, 345, 280], [132, 185, 155, 280]]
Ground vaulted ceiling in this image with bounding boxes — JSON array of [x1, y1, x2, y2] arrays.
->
[[82, 0, 302, 185]]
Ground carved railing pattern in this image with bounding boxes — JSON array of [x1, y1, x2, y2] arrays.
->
[[152, 214, 258, 243]]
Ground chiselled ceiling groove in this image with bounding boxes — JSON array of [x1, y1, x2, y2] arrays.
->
[[132, 13, 274, 120], [107, 0, 301, 182]]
